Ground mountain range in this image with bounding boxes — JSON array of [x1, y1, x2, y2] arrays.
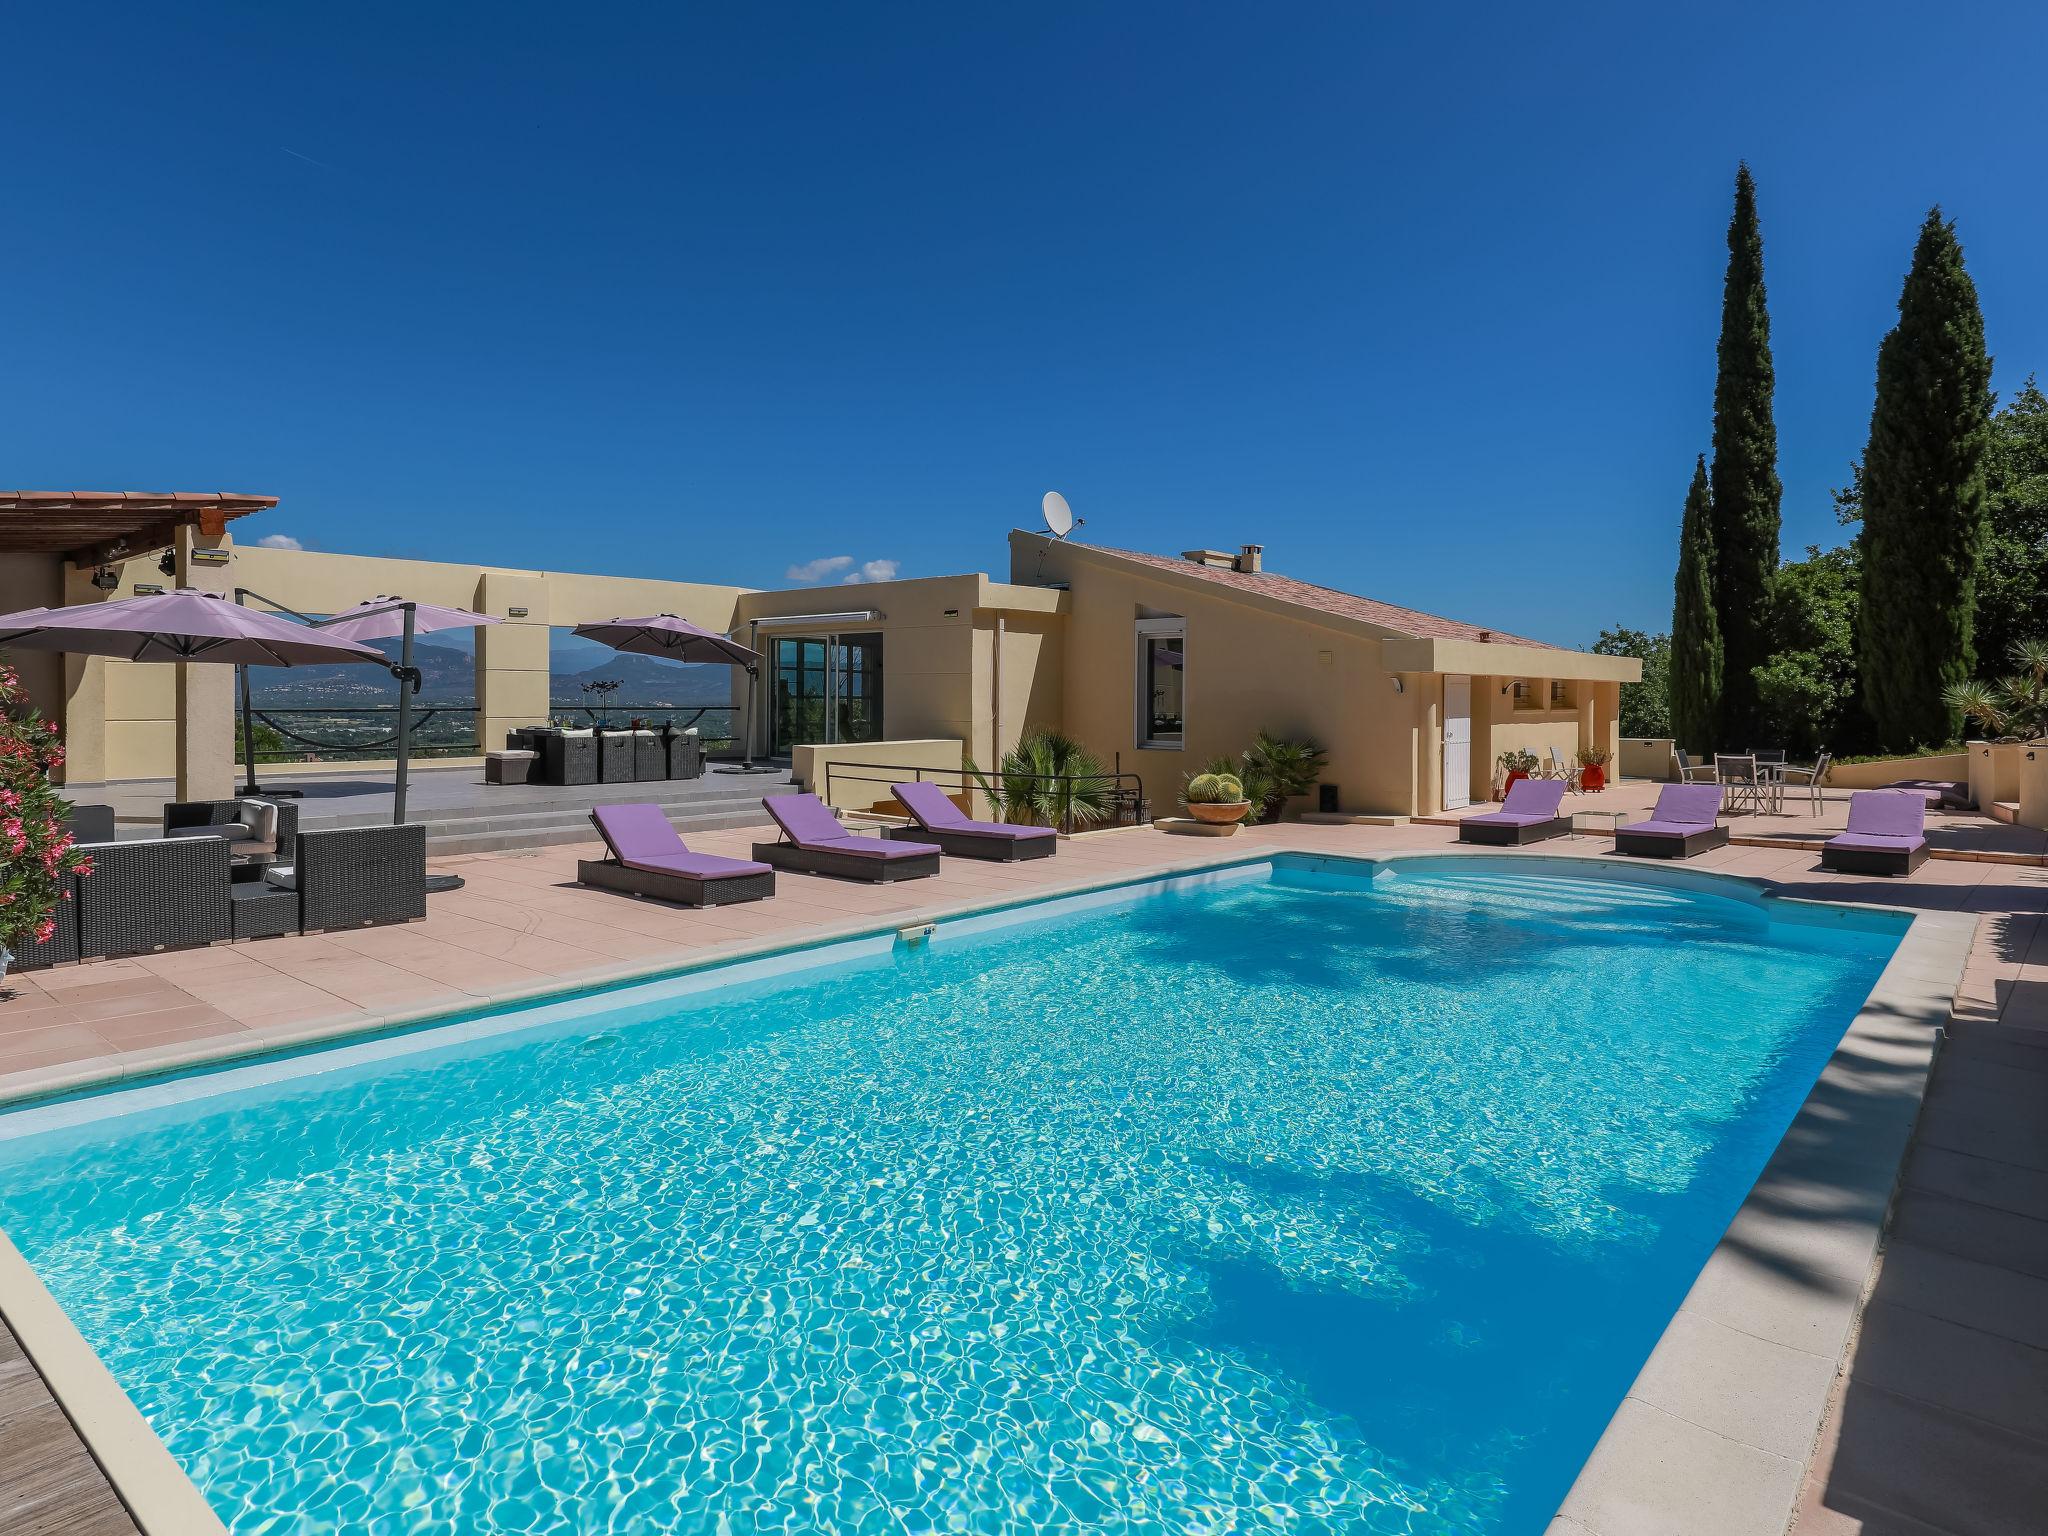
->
[[247, 644, 738, 708]]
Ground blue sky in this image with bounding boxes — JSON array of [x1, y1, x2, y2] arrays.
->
[[7, 4, 2045, 646]]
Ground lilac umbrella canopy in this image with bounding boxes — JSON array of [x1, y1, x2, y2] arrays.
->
[[572, 614, 760, 668], [319, 596, 502, 643], [0, 588, 385, 667]]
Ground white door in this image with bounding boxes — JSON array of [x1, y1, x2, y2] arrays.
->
[[1442, 675, 1472, 810]]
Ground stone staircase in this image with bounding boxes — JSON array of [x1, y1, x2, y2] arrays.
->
[[298, 772, 803, 857]]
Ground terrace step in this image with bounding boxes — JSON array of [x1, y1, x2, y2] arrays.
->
[[425, 802, 786, 857], [1991, 800, 2021, 825]]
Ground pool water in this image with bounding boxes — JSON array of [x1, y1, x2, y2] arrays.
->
[[0, 858, 1900, 1535]]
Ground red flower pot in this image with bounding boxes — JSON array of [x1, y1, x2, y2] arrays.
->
[[1502, 769, 1530, 793], [1579, 764, 1606, 793]]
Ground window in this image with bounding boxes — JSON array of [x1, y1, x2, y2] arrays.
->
[[1549, 680, 1572, 709], [1511, 678, 1535, 710], [1135, 617, 1185, 747]]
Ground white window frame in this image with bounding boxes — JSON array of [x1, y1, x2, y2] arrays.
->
[[1134, 616, 1187, 749]]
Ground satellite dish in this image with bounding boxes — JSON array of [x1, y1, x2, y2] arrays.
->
[[1042, 491, 1077, 539]]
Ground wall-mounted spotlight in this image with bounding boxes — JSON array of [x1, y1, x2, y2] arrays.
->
[[90, 565, 121, 592], [158, 550, 177, 578], [1390, 676, 1405, 694]]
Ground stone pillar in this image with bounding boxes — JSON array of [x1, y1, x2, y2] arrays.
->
[[474, 573, 551, 748], [174, 526, 236, 800]]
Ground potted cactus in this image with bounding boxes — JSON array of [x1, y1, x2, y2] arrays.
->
[[1576, 744, 1611, 793], [1181, 770, 1253, 828]]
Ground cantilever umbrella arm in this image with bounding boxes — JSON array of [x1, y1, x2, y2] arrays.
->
[[234, 588, 421, 820]]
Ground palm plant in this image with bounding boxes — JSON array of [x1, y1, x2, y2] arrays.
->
[[1942, 637, 2048, 742], [966, 729, 1115, 831], [1244, 731, 1328, 820]]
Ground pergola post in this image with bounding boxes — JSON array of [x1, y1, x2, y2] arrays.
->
[[173, 523, 236, 801]]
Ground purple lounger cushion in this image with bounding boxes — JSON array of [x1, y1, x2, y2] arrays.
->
[[592, 804, 771, 879], [1830, 792, 1927, 851], [894, 781, 1057, 841], [1464, 778, 1568, 827], [1622, 783, 1722, 838], [767, 793, 934, 859]]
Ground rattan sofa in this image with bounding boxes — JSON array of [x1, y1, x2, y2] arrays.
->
[[163, 797, 300, 865], [77, 837, 235, 961], [265, 825, 429, 933]]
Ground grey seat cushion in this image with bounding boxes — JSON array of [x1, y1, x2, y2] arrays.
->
[[263, 864, 298, 891], [169, 822, 253, 842]]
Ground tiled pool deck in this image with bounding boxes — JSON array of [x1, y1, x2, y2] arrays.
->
[[3, 812, 2044, 1535]]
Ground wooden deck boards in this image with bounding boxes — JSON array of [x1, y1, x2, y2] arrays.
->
[[0, 1313, 140, 1536]]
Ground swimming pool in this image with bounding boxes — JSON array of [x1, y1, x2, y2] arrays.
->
[[0, 855, 1904, 1535]]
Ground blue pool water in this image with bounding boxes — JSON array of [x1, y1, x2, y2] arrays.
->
[[0, 857, 1901, 1535]]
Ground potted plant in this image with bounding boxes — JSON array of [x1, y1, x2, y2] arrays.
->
[[1497, 748, 1538, 794], [0, 664, 93, 985], [1181, 770, 1252, 829], [1576, 744, 1611, 793]]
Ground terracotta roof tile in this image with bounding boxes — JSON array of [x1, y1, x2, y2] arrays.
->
[[1079, 543, 1548, 648]]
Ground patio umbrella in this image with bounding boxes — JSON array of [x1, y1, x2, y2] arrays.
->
[[315, 597, 501, 823], [0, 589, 386, 800], [0, 588, 384, 667], [571, 615, 765, 768]]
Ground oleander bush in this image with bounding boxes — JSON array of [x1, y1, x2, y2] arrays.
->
[[0, 664, 92, 964]]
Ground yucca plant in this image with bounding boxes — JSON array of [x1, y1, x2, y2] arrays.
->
[[1942, 637, 2048, 742], [965, 729, 1114, 831]]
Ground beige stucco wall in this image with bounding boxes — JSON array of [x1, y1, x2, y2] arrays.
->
[[0, 553, 65, 725], [1015, 533, 1420, 817], [1010, 532, 1630, 817], [1825, 752, 1970, 790], [792, 738, 966, 813], [49, 542, 754, 784], [732, 576, 1064, 768]]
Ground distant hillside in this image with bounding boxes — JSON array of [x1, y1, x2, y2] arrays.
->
[[248, 643, 735, 708], [552, 655, 734, 706]]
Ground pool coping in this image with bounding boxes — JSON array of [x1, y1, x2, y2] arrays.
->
[[0, 846, 1974, 1536]]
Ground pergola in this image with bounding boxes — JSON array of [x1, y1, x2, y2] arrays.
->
[[0, 490, 278, 565]]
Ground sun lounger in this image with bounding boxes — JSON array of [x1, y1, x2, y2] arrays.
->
[[753, 793, 941, 882], [579, 803, 776, 907], [1822, 791, 1930, 877], [888, 781, 1058, 861], [1614, 783, 1729, 859], [1457, 778, 1572, 846]]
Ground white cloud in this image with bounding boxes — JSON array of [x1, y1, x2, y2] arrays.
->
[[785, 554, 854, 583], [843, 559, 898, 585], [254, 533, 304, 551]]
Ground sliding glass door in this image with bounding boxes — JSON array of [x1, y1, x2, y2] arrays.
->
[[771, 633, 884, 754]]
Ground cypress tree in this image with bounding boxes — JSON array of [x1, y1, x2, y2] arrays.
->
[[1857, 208, 1994, 751], [1708, 163, 1782, 744], [1671, 455, 1723, 754]]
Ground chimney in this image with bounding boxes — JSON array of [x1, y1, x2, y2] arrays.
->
[[1235, 544, 1263, 574], [1180, 548, 1237, 569]]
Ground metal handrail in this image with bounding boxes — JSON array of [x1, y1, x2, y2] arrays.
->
[[821, 760, 1149, 832], [235, 705, 480, 763]]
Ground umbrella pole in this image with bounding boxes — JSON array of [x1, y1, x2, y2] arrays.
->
[[237, 662, 260, 797], [394, 604, 416, 824]]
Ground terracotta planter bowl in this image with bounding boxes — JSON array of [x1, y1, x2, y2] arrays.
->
[[1186, 800, 1252, 826]]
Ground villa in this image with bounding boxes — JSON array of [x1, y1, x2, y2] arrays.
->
[[2, 490, 2043, 1536], [2, 490, 1636, 820]]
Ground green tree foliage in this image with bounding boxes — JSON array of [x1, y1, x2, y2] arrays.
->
[[1670, 455, 1723, 753], [1856, 208, 1995, 751], [1709, 164, 1783, 742], [1975, 377, 2048, 673], [1752, 545, 1860, 754], [1593, 627, 1671, 739]]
